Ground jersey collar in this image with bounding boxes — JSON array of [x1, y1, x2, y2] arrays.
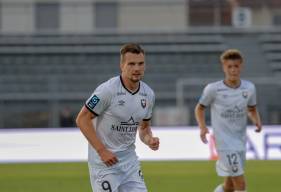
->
[[120, 76, 140, 95], [223, 79, 241, 89]]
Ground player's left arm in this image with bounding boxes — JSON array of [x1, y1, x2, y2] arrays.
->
[[139, 120, 159, 151], [247, 106, 262, 132]]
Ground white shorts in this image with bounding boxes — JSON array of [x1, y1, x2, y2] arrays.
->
[[216, 150, 246, 177], [89, 160, 147, 192]]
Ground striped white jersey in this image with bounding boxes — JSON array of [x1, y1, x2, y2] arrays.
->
[[199, 80, 257, 151], [85, 76, 155, 168]]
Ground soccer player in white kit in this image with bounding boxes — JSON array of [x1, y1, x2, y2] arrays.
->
[[195, 49, 262, 192], [76, 43, 160, 192]]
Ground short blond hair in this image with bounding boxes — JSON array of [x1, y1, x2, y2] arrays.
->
[[220, 49, 243, 63]]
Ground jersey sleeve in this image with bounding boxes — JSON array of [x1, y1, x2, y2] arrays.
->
[[248, 84, 257, 107], [85, 83, 112, 116], [143, 91, 155, 121], [199, 84, 215, 107]]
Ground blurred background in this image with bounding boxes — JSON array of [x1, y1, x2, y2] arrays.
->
[[1, 0, 281, 128], [0, 1, 281, 191]]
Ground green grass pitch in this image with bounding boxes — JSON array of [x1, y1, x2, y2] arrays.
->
[[0, 160, 280, 192]]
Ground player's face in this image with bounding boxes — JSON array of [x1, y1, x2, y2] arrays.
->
[[120, 52, 145, 83], [222, 59, 242, 82]]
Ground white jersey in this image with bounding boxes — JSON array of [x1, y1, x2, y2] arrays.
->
[[85, 76, 155, 168], [199, 80, 257, 151]]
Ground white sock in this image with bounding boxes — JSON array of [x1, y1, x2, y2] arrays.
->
[[214, 184, 224, 192]]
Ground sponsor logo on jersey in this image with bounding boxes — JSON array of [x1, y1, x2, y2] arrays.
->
[[118, 100, 125, 106], [117, 92, 126, 96], [87, 95, 100, 110], [121, 116, 138, 126], [111, 116, 139, 133], [141, 99, 146, 108], [220, 106, 246, 120], [217, 88, 228, 92]]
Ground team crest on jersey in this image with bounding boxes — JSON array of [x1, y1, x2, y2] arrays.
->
[[87, 95, 100, 110], [242, 91, 248, 99], [141, 99, 146, 108]]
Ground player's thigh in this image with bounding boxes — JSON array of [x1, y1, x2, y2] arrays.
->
[[231, 175, 246, 190], [223, 177, 235, 192], [119, 181, 147, 192], [89, 167, 121, 192], [119, 164, 147, 192], [216, 150, 245, 177]]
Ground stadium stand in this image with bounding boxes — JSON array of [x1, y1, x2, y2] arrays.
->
[[0, 33, 225, 96], [259, 34, 281, 72], [0, 30, 280, 127]]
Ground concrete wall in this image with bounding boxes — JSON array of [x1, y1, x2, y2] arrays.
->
[[2, 0, 281, 33], [1, 2, 34, 33], [252, 6, 272, 26], [0, 0, 188, 33], [61, 3, 93, 33], [119, 1, 187, 31]]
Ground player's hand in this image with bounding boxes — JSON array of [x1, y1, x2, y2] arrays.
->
[[200, 127, 209, 144], [255, 123, 262, 133], [148, 137, 160, 151], [98, 148, 118, 167]]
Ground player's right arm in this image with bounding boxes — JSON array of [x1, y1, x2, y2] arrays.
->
[[76, 106, 118, 166], [195, 83, 215, 144], [194, 104, 209, 144]]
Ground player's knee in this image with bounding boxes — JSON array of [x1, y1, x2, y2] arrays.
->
[[214, 184, 224, 192], [214, 184, 235, 192], [224, 185, 235, 192], [224, 177, 234, 190]]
